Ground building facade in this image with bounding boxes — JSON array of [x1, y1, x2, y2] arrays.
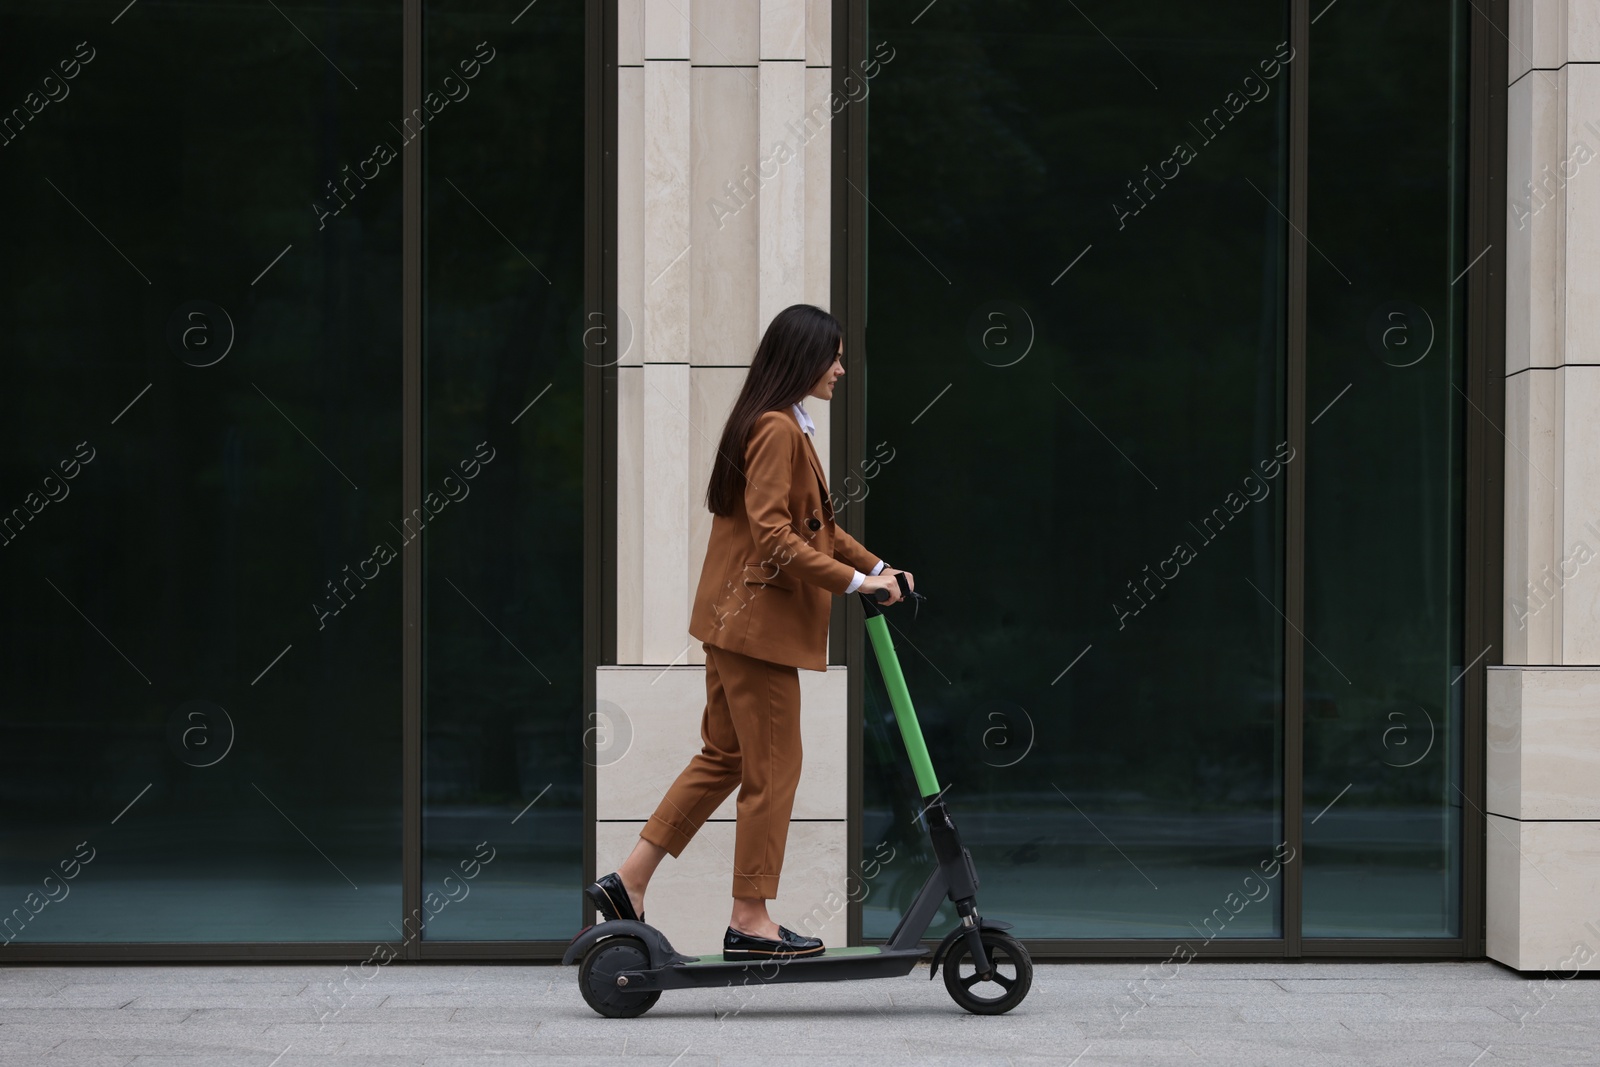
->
[[0, 0, 1592, 970]]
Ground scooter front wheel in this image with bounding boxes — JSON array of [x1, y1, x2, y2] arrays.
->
[[942, 929, 1032, 1015], [578, 935, 661, 1018]]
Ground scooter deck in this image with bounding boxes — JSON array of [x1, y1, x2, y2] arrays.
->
[[624, 945, 928, 991], [679, 945, 884, 965]]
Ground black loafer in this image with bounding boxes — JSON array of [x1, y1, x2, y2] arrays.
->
[[585, 872, 644, 924], [723, 924, 825, 961]]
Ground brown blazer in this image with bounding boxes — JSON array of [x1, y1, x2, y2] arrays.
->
[[688, 409, 882, 671]]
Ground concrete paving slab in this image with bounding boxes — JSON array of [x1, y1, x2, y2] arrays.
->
[[0, 960, 1595, 1065]]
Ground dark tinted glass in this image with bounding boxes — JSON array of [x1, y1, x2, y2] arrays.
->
[[1301, 0, 1467, 938], [420, 0, 586, 940], [0, 1, 403, 941], [861, 0, 1289, 938]]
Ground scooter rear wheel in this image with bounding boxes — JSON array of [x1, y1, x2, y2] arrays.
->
[[942, 929, 1032, 1015], [578, 935, 661, 1018]]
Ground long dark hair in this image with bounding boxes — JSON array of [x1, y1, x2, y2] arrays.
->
[[705, 303, 842, 516]]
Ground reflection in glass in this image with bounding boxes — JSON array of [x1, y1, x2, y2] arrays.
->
[[862, 0, 1289, 939], [0, 1, 403, 941], [1301, 0, 1467, 938], [420, 0, 585, 940]]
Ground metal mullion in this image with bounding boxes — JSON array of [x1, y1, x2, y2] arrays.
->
[[862, 937, 1289, 960], [826, 0, 861, 675], [1303, 938, 1468, 958], [0, 942, 407, 963], [838, 0, 867, 948], [402, 0, 424, 963], [1013, 939, 1285, 960], [1282, 0, 1310, 959], [417, 940, 578, 960], [581, 0, 618, 930], [1460, 0, 1508, 958]]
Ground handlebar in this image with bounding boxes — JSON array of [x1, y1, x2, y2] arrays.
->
[[873, 570, 912, 603], [856, 570, 924, 617]]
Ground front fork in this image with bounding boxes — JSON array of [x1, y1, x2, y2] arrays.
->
[[924, 797, 993, 976], [954, 907, 992, 978]]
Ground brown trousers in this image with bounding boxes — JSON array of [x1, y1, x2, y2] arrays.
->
[[639, 641, 802, 900]]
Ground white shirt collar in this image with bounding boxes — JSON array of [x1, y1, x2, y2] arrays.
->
[[790, 401, 815, 437]]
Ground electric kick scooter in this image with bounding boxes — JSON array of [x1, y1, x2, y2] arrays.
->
[[564, 572, 1034, 1017]]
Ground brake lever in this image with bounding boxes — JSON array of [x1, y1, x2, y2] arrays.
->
[[871, 572, 925, 619]]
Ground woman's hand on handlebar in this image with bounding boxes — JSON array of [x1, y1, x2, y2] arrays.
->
[[861, 573, 899, 603], [861, 569, 914, 604]]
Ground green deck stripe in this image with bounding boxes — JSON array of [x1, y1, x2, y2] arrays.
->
[[681, 946, 884, 966]]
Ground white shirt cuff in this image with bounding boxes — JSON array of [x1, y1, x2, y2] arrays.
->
[[845, 561, 887, 595]]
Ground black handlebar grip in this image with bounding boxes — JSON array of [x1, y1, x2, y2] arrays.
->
[[872, 571, 912, 602]]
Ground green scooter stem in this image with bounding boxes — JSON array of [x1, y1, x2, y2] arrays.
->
[[861, 602, 941, 800]]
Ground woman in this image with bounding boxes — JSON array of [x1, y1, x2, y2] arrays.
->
[[585, 303, 912, 961]]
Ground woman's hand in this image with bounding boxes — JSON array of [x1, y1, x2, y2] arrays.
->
[[885, 567, 915, 602], [861, 569, 914, 604]]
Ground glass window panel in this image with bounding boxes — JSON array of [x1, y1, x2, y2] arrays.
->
[[420, 0, 586, 941], [861, 0, 1289, 939], [0, 0, 403, 941], [1301, 0, 1467, 938]]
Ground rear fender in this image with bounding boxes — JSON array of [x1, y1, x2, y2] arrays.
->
[[561, 920, 699, 968]]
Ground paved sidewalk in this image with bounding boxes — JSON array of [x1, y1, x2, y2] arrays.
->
[[0, 959, 1595, 1066]]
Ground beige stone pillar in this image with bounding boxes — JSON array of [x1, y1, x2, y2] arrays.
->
[[1489, 0, 1600, 971], [597, 0, 850, 952]]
